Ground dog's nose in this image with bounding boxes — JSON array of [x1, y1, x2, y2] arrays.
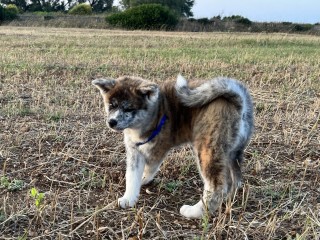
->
[[108, 119, 117, 128]]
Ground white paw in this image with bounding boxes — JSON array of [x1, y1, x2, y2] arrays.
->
[[118, 195, 137, 208], [180, 201, 204, 219]]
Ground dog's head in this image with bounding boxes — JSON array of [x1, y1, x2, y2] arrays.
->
[[92, 76, 159, 131]]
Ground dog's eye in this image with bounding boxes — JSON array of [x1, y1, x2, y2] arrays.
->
[[109, 102, 118, 109]]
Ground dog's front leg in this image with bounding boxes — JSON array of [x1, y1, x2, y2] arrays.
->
[[118, 148, 145, 208]]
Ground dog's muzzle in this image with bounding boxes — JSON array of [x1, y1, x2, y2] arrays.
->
[[108, 119, 118, 128]]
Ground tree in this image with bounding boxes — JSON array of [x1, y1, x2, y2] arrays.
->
[[119, 0, 130, 9], [0, 0, 113, 12], [27, 0, 67, 12], [87, 0, 113, 12], [119, 0, 194, 17], [6, 4, 19, 15], [0, 4, 18, 20], [0, 0, 28, 11], [68, 3, 92, 14]]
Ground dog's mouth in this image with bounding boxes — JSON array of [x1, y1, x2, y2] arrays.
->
[[107, 119, 126, 132], [108, 124, 126, 132]]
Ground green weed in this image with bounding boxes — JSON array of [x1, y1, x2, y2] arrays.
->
[[79, 168, 106, 189], [0, 211, 5, 222], [30, 187, 45, 209], [1, 176, 25, 191], [47, 112, 63, 122], [165, 180, 182, 193]]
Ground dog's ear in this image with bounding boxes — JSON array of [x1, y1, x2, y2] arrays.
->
[[138, 84, 159, 99], [92, 78, 116, 93]]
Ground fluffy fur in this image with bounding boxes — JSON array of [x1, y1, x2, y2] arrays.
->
[[92, 75, 254, 219]]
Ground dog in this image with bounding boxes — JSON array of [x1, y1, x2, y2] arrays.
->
[[92, 74, 254, 219]]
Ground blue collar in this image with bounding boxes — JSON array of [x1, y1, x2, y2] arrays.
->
[[136, 115, 168, 147]]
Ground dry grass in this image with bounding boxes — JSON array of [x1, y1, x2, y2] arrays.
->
[[6, 15, 108, 29], [0, 27, 319, 239]]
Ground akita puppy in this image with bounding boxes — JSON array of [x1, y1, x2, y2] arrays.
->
[[92, 75, 254, 219]]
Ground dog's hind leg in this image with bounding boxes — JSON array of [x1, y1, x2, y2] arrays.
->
[[180, 123, 231, 219], [228, 149, 243, 193], [180, 145, 228, 219]]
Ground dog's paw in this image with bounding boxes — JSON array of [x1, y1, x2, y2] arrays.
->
[[180, 202, 204, 219], [118, 195, 137, 209]]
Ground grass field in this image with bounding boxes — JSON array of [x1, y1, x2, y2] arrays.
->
[[0, 27, 319, 239]]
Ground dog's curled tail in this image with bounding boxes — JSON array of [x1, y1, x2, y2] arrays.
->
[[175, 74, 248, 109]]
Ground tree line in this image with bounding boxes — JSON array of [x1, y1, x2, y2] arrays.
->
[[0, 0, 112, 12], [0, 0, 194, 16]]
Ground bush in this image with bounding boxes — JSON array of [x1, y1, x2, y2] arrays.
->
[[212, 15, 221, 20], [235, 17, 252, 25], [197, 18, 210, 25], [68, 3, 92, 15], [223, 15, 252, 25], [293, 24, 313, 32], [0, 4, 18, 21], [0, 5, 4, 22], [6, 4, 19, 15], [106, 4, 178, 30], [188, 18, 210, 24]]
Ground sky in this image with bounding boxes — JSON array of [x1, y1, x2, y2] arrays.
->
[[114, 0, 320, 24], [192, 0, 320, 24]]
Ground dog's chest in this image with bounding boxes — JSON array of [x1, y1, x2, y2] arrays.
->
[[136, 144, 155, 158], [124, 131, 156, 158]]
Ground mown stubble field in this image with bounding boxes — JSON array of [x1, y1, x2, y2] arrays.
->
[[0, 27, 319, 239]]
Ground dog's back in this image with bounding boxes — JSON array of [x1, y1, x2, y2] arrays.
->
[[160, 76, 254, 151]]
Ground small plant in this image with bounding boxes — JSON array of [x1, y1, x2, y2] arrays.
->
[[30, 187, 45, 209], [165, 180, 182, 193], [256, 102, 265, 113], [0, 210, 5, 222], [0, 176, 10, 188], [17, 231, 28, 240], [48, 112, 62, 122], [201, 211, 210, 238], [1, 176, 25, 191], [80, 168, 106, 189], [68, 3, 92, 15], [8, 179, 24, 191], [18, 106, 33, 116]]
